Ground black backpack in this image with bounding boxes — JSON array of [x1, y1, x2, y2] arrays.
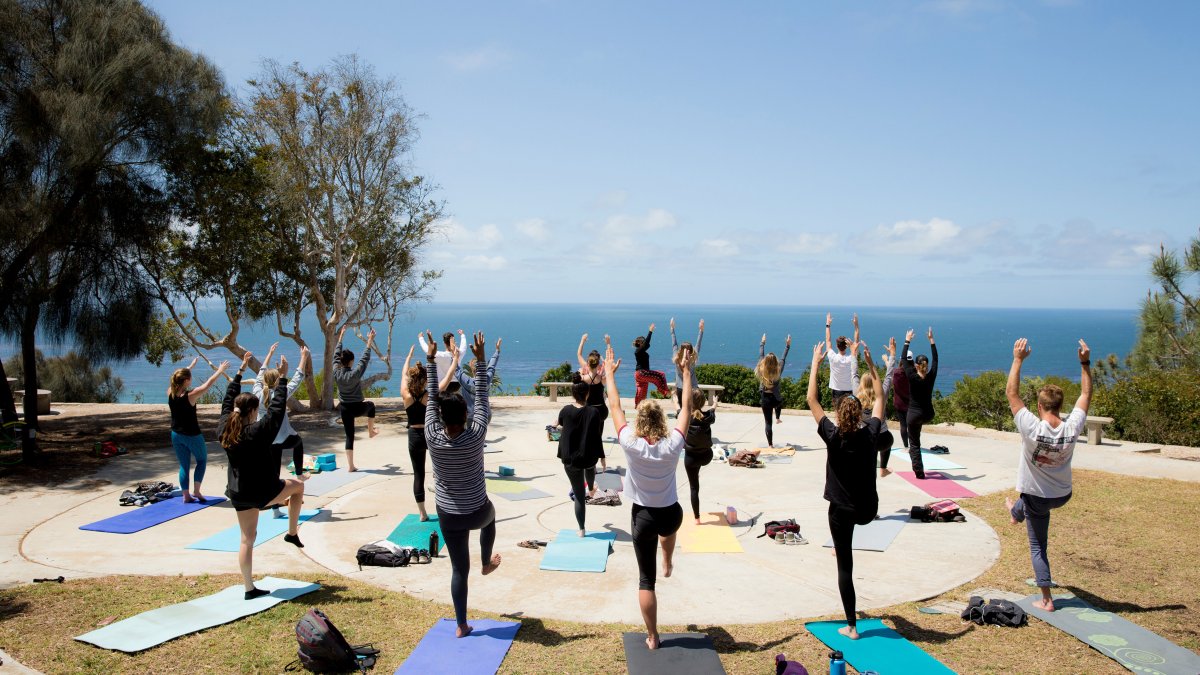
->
[[356, 544, 409, 569], [294, 608, 378, 673], [961, 596, 1028, 628]]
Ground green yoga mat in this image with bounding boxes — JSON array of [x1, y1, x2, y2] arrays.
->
[[1019, 593, 1200, 675], [387, 513, 444, 554], [806, 619, 957, 674], [75, 576, 319, 652]]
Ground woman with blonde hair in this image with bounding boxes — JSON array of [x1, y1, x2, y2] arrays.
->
[[402, 345, 432, 521], [755, 333, 791, 447], [670, 317, 704, 415], [855, 337, 899, 477], [603, 335, 694, 651], [576, 334, 609, 476], [167, 357, 229, 503], [253, 343, 310, 485]]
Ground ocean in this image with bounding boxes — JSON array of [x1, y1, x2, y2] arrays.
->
[[10, 304, 1139, 403]]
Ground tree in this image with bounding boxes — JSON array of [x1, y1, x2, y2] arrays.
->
[[146, 56, 443, 409], [4, 351, 123, 403], [0, 0, 225, 458], [1131, 233, 1200, 372]]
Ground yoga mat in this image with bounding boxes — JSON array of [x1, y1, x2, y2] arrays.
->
[[595, 470, 624, 491], [75, 576, 319, 652], [681, 512, 743, 553], [897, 471, 979, 498], [539, 529, 616, 572], [821, 514, 908, 552], [386, 514, 444, 554], [186, 509, 321, 551], [759, 454, 793, 464], [806, 619, 957, 675], [80, 495, 227, 534], [887, 448, 966, 471], [493, 487, 552, 501], [622, 632, 726, 675], [485, 478, 532, 494], [1019, 594, 1200, 675], [395, 619, 520, 675], [756, 446, 796, 456], [302, 469, 366, 496]]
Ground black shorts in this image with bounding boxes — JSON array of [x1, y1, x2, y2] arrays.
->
[[227, 480, 286, 512]]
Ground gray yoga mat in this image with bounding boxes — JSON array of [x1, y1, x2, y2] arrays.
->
[[302, 469, 366, 496], [595, 470, 624, 491], [1019, 593, 1200, 675], [622, 632, 726, 674], [821, 513, 908, 552]]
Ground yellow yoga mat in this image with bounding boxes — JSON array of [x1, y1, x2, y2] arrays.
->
[[681, 512, 744, 553], [756, 447, 796, 456], [486, 478, 533, 494]]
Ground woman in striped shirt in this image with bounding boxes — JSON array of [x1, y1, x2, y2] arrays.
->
[[423, 330, 501, 638]]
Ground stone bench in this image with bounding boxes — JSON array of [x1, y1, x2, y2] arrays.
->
[[540, 381, 575, 403], [668, 383, 725, 407], [13, 389, 51, 415], [1085, 415, 1114, 445]]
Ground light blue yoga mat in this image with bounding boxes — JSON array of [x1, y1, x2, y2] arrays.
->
[[75, 576, 319, 652], [302, 469, 366, 496], [887, 448, 965, 471], [822, 513, 909, 552], [595, 470, 623, 491], [387, 513, 444, 554], [807, 619, 957, 675], [395, 618, 520, 675], [1019, 593, 1200, 675], [539, 529, 617, 572], [185, 509, 321, 551], [80, 495, 227, 534]]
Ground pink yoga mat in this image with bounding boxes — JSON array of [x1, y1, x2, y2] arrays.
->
[[897, 471, 979, 498]]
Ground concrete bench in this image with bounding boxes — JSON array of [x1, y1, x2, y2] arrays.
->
[[13, 389, 51, 415], [540, 381, 575, 403], [668, 383, 725, 407], [1085, 415, 1114, 445]]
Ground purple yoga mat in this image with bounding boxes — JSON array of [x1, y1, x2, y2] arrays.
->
[[80, 495, 227, 534], [897, 471, 979, 498], [394, 619, 520, 675]]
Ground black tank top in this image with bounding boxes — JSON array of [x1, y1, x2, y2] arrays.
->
[[587, 382, 605, 407], [406, 397, 428, 428], [168, 393, 201, 436]]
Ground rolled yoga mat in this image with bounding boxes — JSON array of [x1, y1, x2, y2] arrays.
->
[[185, 509, 321, 551], [1018, 593, 1200, 675], [821, 513, 909, 552], [387, 513, 444, 554], [80, 494, 227, 534], [681, 512, 743, 553], [622, 632, 727, 675], [806, 619, 957, 675], [394, 618, 520, 675], [75, 576, 319, 652], [896, 471, 979, 499], [302, 468, 366, 496], [887, 448, 965, 471], [539, 529, 617, 572]]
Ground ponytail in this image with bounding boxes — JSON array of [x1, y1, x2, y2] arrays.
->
[[690, 389, 707, 421], [168, 368, 191, 398], [220, 393, 259, 448]]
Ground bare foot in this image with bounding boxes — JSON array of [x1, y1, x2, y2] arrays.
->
[[182, 495, 195, 504], [776, 418, 783, 425], [1005, 497, 1018, 525], [662, 560, 673, 578], [481, 554, 502, 575], [695, 518, 701, 525], [646, 634, 660, 650], [1032, 598, 1055, 612], [348, 466, 359, 472], [192, 492, 205, 502], [456, 623, 473, 638], [419, 514, 430, 522], [577, 529, 585, 538], [369, 427, 380, 439], [838, 625, 860, 640], [879, 468, 892, 478]]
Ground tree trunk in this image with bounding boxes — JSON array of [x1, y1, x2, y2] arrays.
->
[[20, 300, 39, 461], [320, 323, 337, 411], [0, 357, 18, 426]]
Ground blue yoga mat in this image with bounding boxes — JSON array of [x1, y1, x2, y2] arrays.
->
[[302, 469, 366, 496], [185, 509, 321, 551], [387, 514, 444, 554], [80, 495, 227, 534], [539, 529, 616, 572], [75, 576, 319, 652], [806, 619, 957, 675], [395, 618, 520, 675]]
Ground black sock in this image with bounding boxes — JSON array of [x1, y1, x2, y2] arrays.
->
[[284, 533, 304, 548], [244, 587, 270, 600]]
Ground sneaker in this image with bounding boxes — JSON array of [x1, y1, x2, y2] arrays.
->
[[775, 533, 787, 545], [791, 532, 808, 545]]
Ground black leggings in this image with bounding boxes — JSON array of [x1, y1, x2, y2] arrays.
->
[[564, 465, 597, 531], [341, 401, 376, 450], [408, 427, 427, 503], [436, 500, 497, 626], [828, 502, 878, 628], [683, 449, 714, 520], [906, 407, 934, 475], [273, 434, 304, 474], [631, 502, 683, 591], [760, 393, 782, 446]]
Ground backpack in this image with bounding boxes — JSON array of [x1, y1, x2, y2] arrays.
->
[[294, 608, 379, 672], [961, 597, 1028, 628], [355, 544, 410, 569], [757, 519, 801, 539], [910, 500, 966, 523]]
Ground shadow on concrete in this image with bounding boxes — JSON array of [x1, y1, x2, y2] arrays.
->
[[495, 514, 526, 525], [597, 522, 632, 543], [361, 464, 404, 477], [484, 474, 554, 484]]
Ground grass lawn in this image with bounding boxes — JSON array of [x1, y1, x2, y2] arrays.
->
[[1, 468, 1197, 674]]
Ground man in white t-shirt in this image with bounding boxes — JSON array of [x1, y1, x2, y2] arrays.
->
[[1004, 337, 1092, 612], [419, 330, 467, 387], [824, 312, 860, 403]]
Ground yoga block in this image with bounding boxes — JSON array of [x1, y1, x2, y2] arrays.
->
[[498, 465, 515, 476], [316, 453, 336, 464]]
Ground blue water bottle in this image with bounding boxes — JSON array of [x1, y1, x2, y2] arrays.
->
[[829, 650, 846, 675]]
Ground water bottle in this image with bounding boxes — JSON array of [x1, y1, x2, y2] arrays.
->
[[428, 531, 439, 557], [829, 650, 846, 675]]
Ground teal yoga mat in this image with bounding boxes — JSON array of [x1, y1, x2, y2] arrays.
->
[[302, 469, 366, 496], [806, 619, 957, 675], [1019, 593, 1200, 675], [75, 576, 319, 652], [887, 448, 965, 471], [387, 514, 444, 554], [539, 529, 617, 572], [185, 509, 321, 551]]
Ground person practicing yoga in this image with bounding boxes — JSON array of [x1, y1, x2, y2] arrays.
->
[[334, 326, 378, 472], [1005, 337, 1092, 612], [167, 357, 228, 503], [670, 317, 704, 415], [576, 334, 610, 475], [401, 345, 432, 521], [632, 322, 670, 406], [441, 331, 501, 421], [892, 345, 913, 470], [218, 351, 308, 600], [555, 381, 605, 535], [900, 327, 939, 479], [859, 337, 899, 477], [253, 343, 310, 482], [808, 340, 887, 640], [825, 313, 861, 404], [683, 388, 718, 525], [420, 330, 468, 387], [755, 333, 791, 448], [423, 330, 501, 638], [603, 335, 694, 651]]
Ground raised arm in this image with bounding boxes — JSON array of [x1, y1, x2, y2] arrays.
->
[[863, 346, 885, 420], [807, 341, 826, 421], [400, 345, 415, 405], [221, 352, 253, 414], [422, 332, 442, 430], [780, 335, 791, 373], [852, 313, 860, 349], [189, 361, 229, 405], [927, 328, 938, 379], [759, 333, 766, 361], [487, 338, 501, 377], [260, 375, 290, 439], [825, 313, 832, 352], [469, 332, 491, 429], [674, 346, 695, 436], [455, 330, 468, 368], [351, 329, 374, 379], [1007, 338, 1029, 416], [1076, 339, 1092, 414], [577, 333, 589, 370], [438, 339, 459, 392], [670, 317, 678, 352], [603, 335, 626, 434], [901, 329, 917, 379], [695, 319, 705, 356], [287, 348, 309, 399]]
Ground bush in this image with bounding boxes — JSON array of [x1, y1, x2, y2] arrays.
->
[[534, 362, 574, 397], [694, 363, 758, 406], [1092, 369, 1200, 446], [3, 350, 123, 403], [295, 371, 385, 402], [936, 370, 1084, 431]]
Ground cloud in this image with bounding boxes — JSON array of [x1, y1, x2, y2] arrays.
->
[[698, 239, 740, 258], [515, 218, 550, 241], [1046, 221, 1162, 269], [779, 233, 838, 255], [463, 255, 507, 271], [867, 217, 963, 253], [440, 218, 502, 249], [600, 208, 677, 236], [445, 45, 513, 72]]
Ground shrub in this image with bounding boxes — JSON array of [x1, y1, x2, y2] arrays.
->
[[935, 370, 1085, 431], [294, 371, 385, 402], [3, 350, 123, 403], [694, 363, 758, 406], [1092, 369, 1200, 446], [534, 362, 574, 397]]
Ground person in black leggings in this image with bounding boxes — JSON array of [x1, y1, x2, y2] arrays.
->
[[901, 327, 938, 479], [683, 388, 716, 525], [556, 381, 604, 535], [576, 335, 610, 482], [807, 340, 886, 641], [334, 327, 377, 472], [755, 333, 791, 447], [400, 345, 431, 521]]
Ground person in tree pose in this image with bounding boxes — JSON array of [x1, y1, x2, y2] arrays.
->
[[334, 326, 378, 472], [900, 327, 939, 479], [632, 322, 670, 406], [253, 343, 310, 484], [683, 388, 718, 525], [857, 337, 899, 477], [167, 357, 228, 503], [825, 313, 861, 404], [670, 317, 704, 415], [755, 333, 791, 447], [576, 334, 609, 477], [401, 345, 431, 521], [555, 380, 605, 535], [1005, 337, 1092, 612]]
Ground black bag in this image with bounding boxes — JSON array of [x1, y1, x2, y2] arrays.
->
[[294, 608, 379, 672], [355, 544, 409, 569], [961, 596, 1027, 627], [909, 505, 933, 522]]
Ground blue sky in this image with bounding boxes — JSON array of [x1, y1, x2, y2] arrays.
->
[[147, 0, 1199, 309]]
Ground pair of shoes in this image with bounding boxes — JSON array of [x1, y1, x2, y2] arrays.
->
[[413, 549, 431, 564], [775, 533, 787, 545], [517, 540, 548, 549], [787, 532, 808, 545]]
